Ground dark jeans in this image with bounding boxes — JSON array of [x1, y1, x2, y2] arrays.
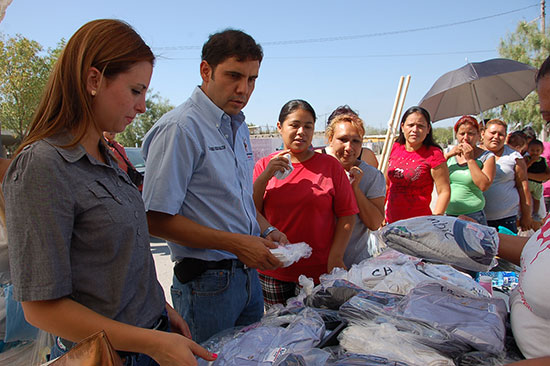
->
[[487, 215, 518, 234]]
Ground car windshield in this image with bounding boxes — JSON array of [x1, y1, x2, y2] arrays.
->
[[124, 148, 145, 169]]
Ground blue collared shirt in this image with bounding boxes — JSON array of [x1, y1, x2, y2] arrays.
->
[[142, 86, 259, 262]]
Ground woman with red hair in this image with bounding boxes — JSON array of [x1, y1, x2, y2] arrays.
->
[[444, 116, 496, 224]]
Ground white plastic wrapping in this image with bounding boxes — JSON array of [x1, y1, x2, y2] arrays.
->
[[270, 242, 312, 268], [273, 153, 293, 180]]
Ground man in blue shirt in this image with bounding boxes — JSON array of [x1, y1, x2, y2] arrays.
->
[[142, 29, 286, 343]]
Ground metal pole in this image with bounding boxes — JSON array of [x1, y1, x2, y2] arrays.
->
[[542, 0, 546, 32]]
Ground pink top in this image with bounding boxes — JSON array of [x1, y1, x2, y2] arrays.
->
[[386, 143, 446, 223], [542, 142, 550, 197]]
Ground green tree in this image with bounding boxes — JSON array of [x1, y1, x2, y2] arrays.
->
[[117, 91, 174, 147], [490, 21, 550, 132], [0, 34, 63, 145], [433, 126, 453, 147]]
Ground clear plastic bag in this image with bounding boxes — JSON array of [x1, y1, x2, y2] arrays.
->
[[198, 308, 325, 366], [271, 242, 312, 268]]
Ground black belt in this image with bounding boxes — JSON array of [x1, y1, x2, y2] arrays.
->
[[174, 257, 245, 284]]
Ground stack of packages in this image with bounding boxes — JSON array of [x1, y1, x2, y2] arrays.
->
[[198, 216, 524, 366]]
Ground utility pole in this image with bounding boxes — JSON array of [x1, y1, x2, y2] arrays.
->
[[542, 0, 546, 32]]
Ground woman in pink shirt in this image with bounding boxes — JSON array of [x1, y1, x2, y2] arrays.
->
[[385, 106, 450, 223]]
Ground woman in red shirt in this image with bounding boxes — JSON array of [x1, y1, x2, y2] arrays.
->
[[253, 100, 358, 307], [385, 106, 450, 223]]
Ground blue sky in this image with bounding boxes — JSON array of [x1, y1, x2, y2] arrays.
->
[[0, 1, 542, 130]]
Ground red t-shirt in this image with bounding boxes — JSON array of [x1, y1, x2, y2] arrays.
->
[[386, 143, 446, 223], [253, 152, 358, 282]]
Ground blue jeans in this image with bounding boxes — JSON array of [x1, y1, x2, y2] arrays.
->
[[487, 215, 518, 234], [463, 210, 488, 226], [170, 261, 264, 344], [448, 210, 488, 226]]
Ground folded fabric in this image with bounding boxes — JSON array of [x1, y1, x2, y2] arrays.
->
[[271, 242, 312, 268], [379, 216, 498, 271], [199, 308, 325, 366], [397, 281, 508, 355], [338, 323, 454, 366]]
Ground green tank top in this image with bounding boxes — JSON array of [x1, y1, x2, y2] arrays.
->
[[446, 154, 487, 215]]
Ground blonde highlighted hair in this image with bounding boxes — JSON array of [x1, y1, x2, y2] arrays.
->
[[325, 114, 365, 142], [17, 19, 154, 154], [485, 118, 507, 131]]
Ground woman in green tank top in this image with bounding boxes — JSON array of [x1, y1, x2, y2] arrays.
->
[[444, 116, 496, 225]]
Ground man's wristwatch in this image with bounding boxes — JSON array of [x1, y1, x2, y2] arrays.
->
[[261, 226, 278, 238]]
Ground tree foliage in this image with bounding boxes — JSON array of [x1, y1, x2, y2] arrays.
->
[[117, 91, 174, 147], [0, 33, 63, 144], [433, 126, 453, 147], [490, 21, 550, 132]]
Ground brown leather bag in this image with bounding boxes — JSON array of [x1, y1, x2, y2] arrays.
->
[[49, 330, 123, 366]]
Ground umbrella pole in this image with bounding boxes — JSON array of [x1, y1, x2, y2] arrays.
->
[[380, 75, 411, 175], [379, 76, 404, 172], [471, 83, 484, 123]]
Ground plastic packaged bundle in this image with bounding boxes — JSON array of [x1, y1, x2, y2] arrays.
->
[[379, 216, 499, 271], [338, 290, 468, 357], [326, 352, 413, 366], [271, 242, 312, 268], [319, 249, 421, 290], [397, 281, 508, 355], [418, 263, 489, 298], [198, 308, 325, 366], [304, 280, 364, 310], [371, 262, 432, 295], [338, 322, 455, 365]]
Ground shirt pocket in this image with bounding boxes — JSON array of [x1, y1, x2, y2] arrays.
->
[[86, 178, 128, 224]]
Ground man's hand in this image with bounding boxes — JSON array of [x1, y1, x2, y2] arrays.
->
[[233, 234, 283, 271], [266, 229, 289, 245]]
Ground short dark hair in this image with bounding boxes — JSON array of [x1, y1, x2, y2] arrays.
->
[[396, 106, 441, 150], [201, 29, 263, 69], [278, 100, 316, 125], [536, 55, 550, 84], [327, 105, 358, 126], [506, 131, 527, 148], [528, 138, 544, 149]]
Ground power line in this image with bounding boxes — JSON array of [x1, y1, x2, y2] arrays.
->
[[152, 4, 538, 51], [156, 49, 496, 61]]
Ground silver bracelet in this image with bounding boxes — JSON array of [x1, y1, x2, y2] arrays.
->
[[261, 226, 278, 238]]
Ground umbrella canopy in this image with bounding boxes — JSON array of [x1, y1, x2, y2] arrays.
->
[[419, 58, 537, 122]]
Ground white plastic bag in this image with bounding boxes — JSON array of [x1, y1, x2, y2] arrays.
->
[[273, 153, 293, 180], [270, 242, 312, 267]]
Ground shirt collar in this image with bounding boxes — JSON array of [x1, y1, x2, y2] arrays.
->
[[190, 86, 246, 128], [43, 133, 114, 166]]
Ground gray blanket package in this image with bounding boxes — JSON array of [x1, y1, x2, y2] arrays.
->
[[379, 216, 499, 271]]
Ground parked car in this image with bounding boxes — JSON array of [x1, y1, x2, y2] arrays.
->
[[124, 147, 146, 174]]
